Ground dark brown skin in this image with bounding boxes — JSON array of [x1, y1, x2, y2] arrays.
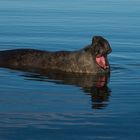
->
[[0, 36, 112, 74]]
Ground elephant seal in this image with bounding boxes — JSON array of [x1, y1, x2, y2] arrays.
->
[[0, 36, 112, 74]]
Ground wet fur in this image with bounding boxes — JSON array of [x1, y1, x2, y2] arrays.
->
[[0, 36, 112, 74]]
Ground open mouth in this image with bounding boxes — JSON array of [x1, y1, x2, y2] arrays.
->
[[96, 55, 109, 69]]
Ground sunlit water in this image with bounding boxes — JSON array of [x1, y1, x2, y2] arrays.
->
[[0, 0, 140, 139]]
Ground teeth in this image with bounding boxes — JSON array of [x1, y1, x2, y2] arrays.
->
[[104, 66, 109, 69]]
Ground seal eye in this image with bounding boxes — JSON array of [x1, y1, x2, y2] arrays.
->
[[94, 44, 104, 56]]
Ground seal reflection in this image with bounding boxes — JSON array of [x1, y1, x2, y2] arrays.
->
[[22, 71, 111, 109]]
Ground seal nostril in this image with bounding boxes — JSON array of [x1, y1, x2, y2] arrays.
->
[[107, 48, 112, 54]]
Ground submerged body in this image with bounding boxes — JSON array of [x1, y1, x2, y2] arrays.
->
[[0, 36, 112, 74]]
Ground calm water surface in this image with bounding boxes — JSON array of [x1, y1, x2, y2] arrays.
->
[[0, 0, 140, 139]]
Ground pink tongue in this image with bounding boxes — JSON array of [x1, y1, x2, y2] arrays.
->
[[96, 56, 106, 68]]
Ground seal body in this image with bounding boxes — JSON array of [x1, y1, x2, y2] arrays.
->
[[0, 36, 112, 74]]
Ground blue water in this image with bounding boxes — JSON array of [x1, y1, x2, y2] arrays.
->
[[0, 0, 140, 139]]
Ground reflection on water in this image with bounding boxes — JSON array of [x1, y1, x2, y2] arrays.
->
[[21, 71, 111, 109]]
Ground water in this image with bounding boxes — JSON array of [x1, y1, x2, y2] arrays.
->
[[0, 0, 140, 139]]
